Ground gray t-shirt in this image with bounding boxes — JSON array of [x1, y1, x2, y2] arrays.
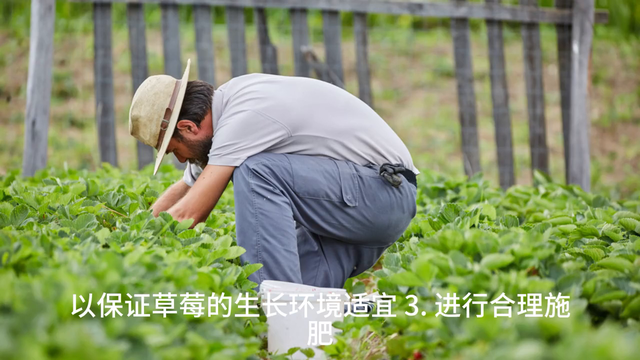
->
[[183, 74, 418, 186]]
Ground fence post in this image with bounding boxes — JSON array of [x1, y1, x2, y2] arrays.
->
[[451, 0, 481, 176], [354, 12, 373, 108], [194, 4, 217, 86], [161, 3, 185, 169], [226, 6, 248, 78], [520, 0, 549, 177], [322, 10, 344, 86], [486, 0, 514, 189], [94, 2, 118, 167], [290, 8, 310, 77], [161, 4, 182, 79], [556, 0, 573, 183], [22, 0, 55, 177], [127, 3, 154, 170], [255, 7, 279, 75], [568, 0, 593, 191]]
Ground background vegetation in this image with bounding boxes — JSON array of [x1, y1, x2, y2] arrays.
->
[[0, 0, 639, 197]]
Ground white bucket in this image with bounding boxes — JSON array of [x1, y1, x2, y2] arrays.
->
[[259, 280, 348, 359]]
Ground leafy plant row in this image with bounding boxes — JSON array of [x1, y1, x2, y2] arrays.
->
[[334, 171, 640, 359], [1, 165, 640, 359]]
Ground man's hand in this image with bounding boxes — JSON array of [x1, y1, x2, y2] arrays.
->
[[150, 180, 190, 217], [166, 165, 235, 226]]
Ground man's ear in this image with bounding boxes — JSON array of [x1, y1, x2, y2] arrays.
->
[[176, 120, 199, 134]]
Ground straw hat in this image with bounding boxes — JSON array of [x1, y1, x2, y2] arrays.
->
[[129, 59, 191, 175]]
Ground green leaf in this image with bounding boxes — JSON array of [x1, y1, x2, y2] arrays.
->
[[480, 253, 514, 270], [558, 224, 577, 234], [428, 217, 443, 232], [481, 204, 496, 221], [438, 204, 460, 224], [596, 257, 634, 272], [583, 248, 606, 262], [440, 229, 464, 252], [175, 218, 195, 232], [621, 296, 640, 318], [243, 263, 262, 276], [0, 213, 9, 228], [613, 211, 640, 222], [382, 253, 401, 269], [94, 228, 110, 242], [619, 218, 640, 232], [592, 195, 610, 208], [388, 271, 424, 287], [545, 216, 573, 226], [178, 229, 197, 239], [73, 213, 97, 230], [502, 215, 519, 228], [286, 347, 301, 356], [578, 225, 601, 237], [216, 235, 233, 249], [224, 246, 246, 260], [68, 182, 86, 197], [299, 348, 315, 358], [10, 204, 29, 227], [590, 289, 628, 303], [533, 170, 552, 185], [411, 256, 438, 283], [602, 224, 623, 242]]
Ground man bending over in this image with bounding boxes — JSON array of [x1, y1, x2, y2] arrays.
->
[[128, 60, 418, 289]]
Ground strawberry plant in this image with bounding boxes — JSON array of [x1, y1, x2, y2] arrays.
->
[[1, 165, 640, 359]]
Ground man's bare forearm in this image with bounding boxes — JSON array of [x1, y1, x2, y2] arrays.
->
[[151, 180, 190, 217]]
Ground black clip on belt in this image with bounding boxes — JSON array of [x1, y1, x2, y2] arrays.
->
[[379, 163, 417, 188]]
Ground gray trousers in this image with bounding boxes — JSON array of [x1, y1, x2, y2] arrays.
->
[[232, 153, 417, 289]]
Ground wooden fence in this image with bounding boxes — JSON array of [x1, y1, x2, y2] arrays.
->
[[23, 0, 608, 191]]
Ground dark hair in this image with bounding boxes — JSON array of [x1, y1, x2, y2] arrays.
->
[[173, 80, 214, 139]]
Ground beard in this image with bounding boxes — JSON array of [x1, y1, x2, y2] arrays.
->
[[184, 137, 212, 169]]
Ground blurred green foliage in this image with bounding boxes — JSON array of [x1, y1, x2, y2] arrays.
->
[[1, 0, 639, 39]]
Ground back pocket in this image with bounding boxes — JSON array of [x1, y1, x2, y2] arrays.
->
[[286, 154, 359, 207]]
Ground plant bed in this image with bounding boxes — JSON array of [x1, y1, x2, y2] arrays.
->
[[1, 165, 639, 359]]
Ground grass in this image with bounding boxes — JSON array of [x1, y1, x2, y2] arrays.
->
[[0, 6, 639, 199]]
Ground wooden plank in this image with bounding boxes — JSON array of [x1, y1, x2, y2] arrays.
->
[[94, 2, 118, 167], [194, 4, 216, 85], [354, 12, 373, 108], [520, 0, 549, 176], [161, 3, 182, 78], [451, 0, 481, 176], [226, 6, 247, 78], [161, 3, 185, 169], [75, 0, 609, 25], [290, 8, 310, 77], [127, 3, 154, 170], [485, 0, 514, 189], [556, 0, 572, 182], [322, 10, 344, 86], [22, 0, 56, 177], [568, 0, 594, 191], [255, 7, 279, 75]]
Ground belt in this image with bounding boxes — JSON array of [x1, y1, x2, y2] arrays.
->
[[400, 170, 417, 187]]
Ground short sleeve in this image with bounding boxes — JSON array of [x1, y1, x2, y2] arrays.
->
[[182, 162, 203, 187], [207, 110, 291, 167]]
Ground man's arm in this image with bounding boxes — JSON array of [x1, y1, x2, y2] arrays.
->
[[150, 180, 190, 217], [166, 165, 235, 226]]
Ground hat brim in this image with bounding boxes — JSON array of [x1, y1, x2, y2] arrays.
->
[[153, 59, 191, 175]]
